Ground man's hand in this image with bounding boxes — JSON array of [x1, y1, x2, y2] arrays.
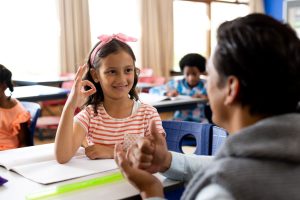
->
[[126, 120, 172, 173], [115, 143, 164, 199]]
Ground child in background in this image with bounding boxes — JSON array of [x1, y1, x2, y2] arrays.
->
[[0, 64, 31, 150], [150, 53, 208, 122], [55, 33, 165, 164]]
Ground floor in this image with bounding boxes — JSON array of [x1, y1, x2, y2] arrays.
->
[[33, 130, 55, 145]]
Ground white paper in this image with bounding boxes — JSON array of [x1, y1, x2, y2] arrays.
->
[[139, 93, 170, 104], [0, 144, 118, 184]]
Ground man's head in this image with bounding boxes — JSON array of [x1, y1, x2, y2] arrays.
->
[[179, 53, 206, 87], [207, 13, 300, 131]]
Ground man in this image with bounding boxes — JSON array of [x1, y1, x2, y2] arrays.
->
[[115, 13, 300, 200]]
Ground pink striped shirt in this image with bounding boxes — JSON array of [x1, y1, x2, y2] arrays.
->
[[75, 102, 164, 148]]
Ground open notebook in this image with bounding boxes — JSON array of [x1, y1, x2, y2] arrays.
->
[[139, 92, 192, 104], [0, 143, 118, 184]]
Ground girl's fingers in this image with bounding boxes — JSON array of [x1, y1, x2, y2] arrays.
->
[[81, 80, 96, 90], [74, 65, 83, 80], [74, 64, 87, 81], [81, 80, 97, 96]]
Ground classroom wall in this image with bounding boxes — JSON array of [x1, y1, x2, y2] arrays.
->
[[264, 0, 284, 21]]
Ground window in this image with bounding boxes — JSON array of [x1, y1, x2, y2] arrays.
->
[[173, 1, 209, 72], [173, 0, 249, 72], [88, 0, 141, 67], [0, 0, 60, 76], [285, 0, 300, 37], [211, 2, 249, 51]]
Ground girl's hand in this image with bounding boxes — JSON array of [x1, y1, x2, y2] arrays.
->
[[166, 90, 179, 97], [65, 65, 96, 110], [192, 93, 208, 99], [115, 143, 164, 199], [85, 144, 114, 159]]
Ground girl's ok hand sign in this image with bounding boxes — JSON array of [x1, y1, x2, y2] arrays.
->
[[65, 65, 96, 111]]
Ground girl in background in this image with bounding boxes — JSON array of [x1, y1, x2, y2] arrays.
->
[[55, 34, 164, 163], [0, 64, 30, 150]]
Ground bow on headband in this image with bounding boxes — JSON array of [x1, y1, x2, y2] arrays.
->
[[90, 33, 137, 65]]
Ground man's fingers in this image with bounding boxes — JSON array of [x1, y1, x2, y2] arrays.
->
[[116, 145, 133, 175], [149, 120, 164, 143], [137, 138, 154, 154], [114, 143, 122, 163]]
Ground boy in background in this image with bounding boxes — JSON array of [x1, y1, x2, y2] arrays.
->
[[150, 53, 208, 122]]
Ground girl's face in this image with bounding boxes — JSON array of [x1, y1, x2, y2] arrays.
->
[[97, 51, 135, 101], [183, 66, 201, 88]]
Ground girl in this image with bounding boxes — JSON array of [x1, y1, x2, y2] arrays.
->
[[55, 34, 165, 164], [0, 64, 31, 150]]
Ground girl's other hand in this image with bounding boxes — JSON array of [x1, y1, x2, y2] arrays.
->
[[114, 143, 164, 199], [65, 65, 96, 110], [85, 144, 114, 159]]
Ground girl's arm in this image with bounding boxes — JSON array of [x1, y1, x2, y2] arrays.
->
[[54, 105, 86, 164], [18, 123, 30, 147], [54, 65, 96, 164]]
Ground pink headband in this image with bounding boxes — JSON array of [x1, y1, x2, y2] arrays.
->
[[90, 33, 137, 65]]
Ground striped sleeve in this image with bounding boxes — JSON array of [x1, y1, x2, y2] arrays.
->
[[143, 104, 165, 137], [74, 106, 91, 133]]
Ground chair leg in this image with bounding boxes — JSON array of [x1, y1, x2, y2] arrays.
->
[[38, 129, 44, 140]]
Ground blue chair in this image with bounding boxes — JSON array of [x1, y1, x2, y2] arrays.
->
[[162, 121, 228, 200], [210, 125, 228, 155], [21, 101, 41, 146], [162, 120, 212, 155], [162, 121, 213, 200]]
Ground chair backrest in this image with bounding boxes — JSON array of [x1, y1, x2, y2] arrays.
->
[[162, 120, 212, 155], [21, 101, 41, 146], [210, 126, 228, 155]]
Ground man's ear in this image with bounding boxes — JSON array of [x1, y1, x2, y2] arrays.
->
[[90, 68, 99, 83], [224, 76, 240, 105]]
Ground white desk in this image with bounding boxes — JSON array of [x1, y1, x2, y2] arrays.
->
[[0, 144, 181, 200], [151, 97, 207, 113], [6, 85, 70, 102], [0, 168, 181, 200], [13, 75, 74, 87], [139, 93, 208, 113]]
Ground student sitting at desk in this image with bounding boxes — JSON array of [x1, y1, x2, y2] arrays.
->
[[55, 33, 165, 163], [115, 14, 300, 200], [0, 64, 30, 150], [149, 53, 208, 122]]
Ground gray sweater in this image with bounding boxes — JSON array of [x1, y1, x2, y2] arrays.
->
[[182, 113, 300, 200]]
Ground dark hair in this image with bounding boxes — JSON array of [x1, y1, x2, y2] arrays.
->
[[85, 39, 139, 113], [179, 53, 206, 73], [214, 13, 300, 116], [0, 64, 14, 100]]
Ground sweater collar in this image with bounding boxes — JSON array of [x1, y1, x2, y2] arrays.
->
[[215, 113, 300, 163]]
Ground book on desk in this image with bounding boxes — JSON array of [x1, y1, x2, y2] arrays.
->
[[139, 92, 193, 104], [0, 143, 117, 184]]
